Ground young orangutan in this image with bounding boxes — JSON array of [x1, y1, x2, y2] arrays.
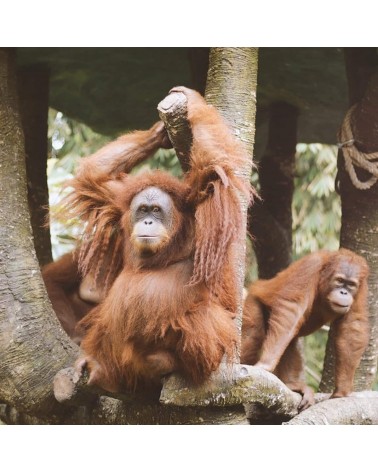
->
[[241, 249, 370, 409]]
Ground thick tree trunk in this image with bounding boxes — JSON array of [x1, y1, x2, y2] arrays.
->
[[0, 48, 77, 417], [205, 47, 258, 350], [18, 65, 52, 266], [250, 101, 298, 279], [320, 48, 378, 392]]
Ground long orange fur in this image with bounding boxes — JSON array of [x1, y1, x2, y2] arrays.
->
[[58, 87, 253, 392]]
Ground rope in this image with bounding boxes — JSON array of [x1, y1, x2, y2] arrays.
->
[[338, 104, 378, 190]]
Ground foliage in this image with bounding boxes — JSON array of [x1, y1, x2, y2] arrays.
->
[[304, 329, 328, 390], [293, 143, 340, 258], [140, 148, 182, 178], [47, 109, 111, 259]]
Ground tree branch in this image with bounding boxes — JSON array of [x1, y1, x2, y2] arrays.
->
[[53, 367, 158, 406], [285, 392, 378, 425], [161, 364, 302, 416], [157, 91, 192, 173], [53, 364, 304, 418]]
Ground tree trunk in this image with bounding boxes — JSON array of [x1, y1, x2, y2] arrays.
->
[[205, 47, 258, 351], [18, 64, 52, 266], [0, 48, 77, 417], [320, 48, 378, 392], [250, 101, 298, 279]]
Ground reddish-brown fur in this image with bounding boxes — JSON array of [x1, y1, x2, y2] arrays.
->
[[55, 86, 252, 392], [42, 252, 95, 343], [42, 249, 118, 343], [241, 249, 369, 409]]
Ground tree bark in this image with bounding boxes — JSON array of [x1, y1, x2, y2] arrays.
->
[[284, 392, 378, 425], [18, 65, 52, 266], [0, 48, 77, 417], [320, 48, 378, 392], [157, 91, 193, 172], [250, 101, 298, 279], [205, 47, 258, 351]]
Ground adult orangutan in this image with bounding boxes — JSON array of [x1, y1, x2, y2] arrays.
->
[[51, 86, 252, 393], [241, 249, 369, 409]]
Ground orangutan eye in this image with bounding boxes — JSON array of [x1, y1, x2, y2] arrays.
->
[[152, 206, 161, 213], [139, 206, 148, 213]]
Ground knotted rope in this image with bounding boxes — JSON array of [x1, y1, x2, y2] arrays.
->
[[338, 104, 378, 190]]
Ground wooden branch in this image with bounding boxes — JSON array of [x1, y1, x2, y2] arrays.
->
[[53, 367, 100, 405], [52, 362, 378, 425], [285, 392, 378, 425], [0, 398, 248, 425], [157, 90, 192, 173], [53, 361, 306, 423], [53, 367, 157, 406], [161, 364, 303, 418]]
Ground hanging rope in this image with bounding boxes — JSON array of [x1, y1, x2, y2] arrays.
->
[[338, 104, 378, 190]]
